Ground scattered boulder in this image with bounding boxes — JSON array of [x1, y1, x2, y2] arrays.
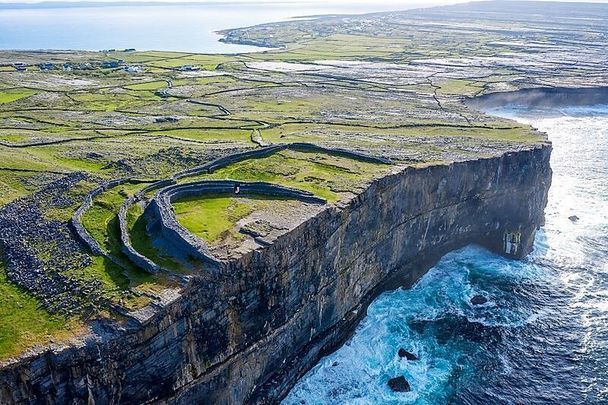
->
[[568, 215, 579, 222], [388, 376, 411, 392], [398, 348, 418, 361], [155, 89, 169, 98], [155, 117, 179, 124], [331, 361, 339, 367], [470, 294, 488, 305]]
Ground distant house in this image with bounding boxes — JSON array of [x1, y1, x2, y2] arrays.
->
[[13, 63, 27, 72], [63, 63, 72, 71], [155, 89, 170, 98], [102, 60, 124, 69], [74, 63, 94, 70], [123, 65, 143, 73], [38, 63, 54, 71], [177, 65, 201, 72]]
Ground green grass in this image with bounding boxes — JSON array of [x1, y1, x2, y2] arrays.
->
[[68, 256, 130, 301], [245, 33, 412, 60], [173, 195, 255, 243], [81, 184, 136, 253], [157, 128, 253, 144], [125, 80, 168, 91], [143, 53, 234, 68], [0, 89, 35, 105], [168, 150, 388, 247], [259, 122, 542, 144], [0, 170, 32, 206], [79, 185, 182, 297], [0, 258, 82, 361], [205, 150, 388, 202], [78, 183, 171, 304], [69, 92, 153, 112], [436, 79, 483, 96]]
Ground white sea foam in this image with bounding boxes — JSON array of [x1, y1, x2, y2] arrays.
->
[[284, 106, 608, 404]]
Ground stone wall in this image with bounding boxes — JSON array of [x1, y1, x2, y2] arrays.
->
[[115, 143, 385, 274], [117, 196, 161, 275], [288, 142, 392, 164], [145, 180, 326, 267], [116, 179, 177, 275], [0, 145, 551, 404], [173, 142, 389, 179], [69, 178, 129, 257], [70, 178, 163, 274]]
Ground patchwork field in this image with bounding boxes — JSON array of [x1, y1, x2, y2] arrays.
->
[[1, 1, 607, 363]]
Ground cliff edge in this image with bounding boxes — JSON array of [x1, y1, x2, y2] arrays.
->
[[0, 144, 551, 404]]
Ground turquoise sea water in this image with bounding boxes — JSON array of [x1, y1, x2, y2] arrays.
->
[[285, 106, 608, 404]]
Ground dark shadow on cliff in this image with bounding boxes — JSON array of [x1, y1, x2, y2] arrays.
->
[[466, 86, 608, 110]]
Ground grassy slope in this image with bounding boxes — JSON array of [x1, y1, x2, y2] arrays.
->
[[79, 183, 177, 296], [0, 259, 82, 361], [127, 203, 190, 273], [205, 150, 389, 203], [168, 150, 389, 245]]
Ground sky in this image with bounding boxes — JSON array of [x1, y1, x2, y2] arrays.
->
[[1, 0, 607, 4], [3, 0, 447, 2], [0, 0, 470, 6]]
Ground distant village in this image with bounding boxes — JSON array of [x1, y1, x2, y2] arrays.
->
[[6, 48, 202, 74]]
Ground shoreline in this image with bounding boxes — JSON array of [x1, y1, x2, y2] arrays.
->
[[2, 1, 608, 401]]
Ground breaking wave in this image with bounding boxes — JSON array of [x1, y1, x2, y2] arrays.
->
[[285, 105, 608, 404]]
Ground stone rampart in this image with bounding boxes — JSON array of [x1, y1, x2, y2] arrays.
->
[[145, 180, 326, 268]]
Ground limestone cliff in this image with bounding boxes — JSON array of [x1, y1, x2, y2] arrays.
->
[[0, 145, 551, 404]]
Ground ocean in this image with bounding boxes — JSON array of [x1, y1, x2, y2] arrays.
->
[[0, 2, 433, 53], [285, 105, 608, 404]]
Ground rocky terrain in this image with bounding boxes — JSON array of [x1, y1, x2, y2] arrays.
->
[[0, 1, 607, 403]]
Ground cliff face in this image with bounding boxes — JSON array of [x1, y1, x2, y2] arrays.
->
[[0, 145, 552, 404], [466, 87, 608, 110]]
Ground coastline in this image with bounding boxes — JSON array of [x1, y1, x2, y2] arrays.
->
[[2, 1, 608, 402], [0, 139, 552, 403]]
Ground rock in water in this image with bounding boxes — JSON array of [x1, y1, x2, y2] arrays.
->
[[569, 215, 579, 222], [398, 348, 418, 360], [388, 376, 411, 392], [470, 295, 488, 305]]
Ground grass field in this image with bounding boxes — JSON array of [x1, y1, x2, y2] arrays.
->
[[0, 10, 556, 360], [205, 150, 390, 202], [174, 195, 254, 243], [0, 89, 35, 104], [0, 258, 83, 361]]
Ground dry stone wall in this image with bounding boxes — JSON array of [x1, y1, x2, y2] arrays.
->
[[114, 143, 387, 274], [145, 180, 326, 267]]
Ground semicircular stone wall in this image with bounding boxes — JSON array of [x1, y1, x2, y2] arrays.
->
[[144, 180, 327, 269]]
